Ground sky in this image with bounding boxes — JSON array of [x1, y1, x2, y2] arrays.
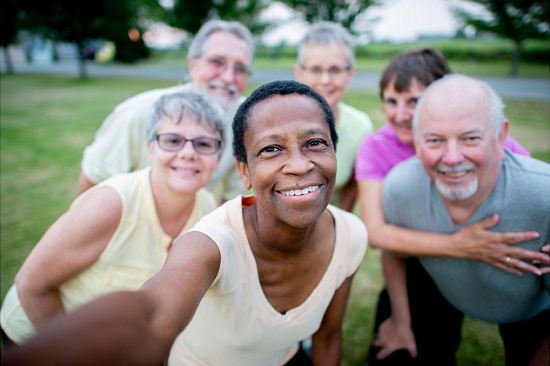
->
[[261, 0, 486, 45]]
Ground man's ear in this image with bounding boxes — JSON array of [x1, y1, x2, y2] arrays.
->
[[498, 120, 510, 144], [236, 160, 252, 191], [498, 120, 509, 158]]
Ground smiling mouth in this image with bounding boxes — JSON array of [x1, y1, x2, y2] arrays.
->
[[207, 82, 238, 97], [279, 185, 320, 196], [172, 167, 200, 174], [437, 166, 474, 178], [209, 86, 235, 96], [443, 171, 467, 178], [394, 123, 412, 130]]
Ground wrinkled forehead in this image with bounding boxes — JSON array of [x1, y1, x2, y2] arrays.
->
[[160, 109, 219, 133], [425, 78, 487, 112], [418, 87, 492, 131], [249, 94, 326, 124], [201, 31, 251, 63], [243, 95, 328, 140]]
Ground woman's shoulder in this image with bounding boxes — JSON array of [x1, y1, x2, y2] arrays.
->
[[327, 206, 367, 242], [338, 102, 374, 133], [326, 206, 368, 275], [191, 195, 246, 246]]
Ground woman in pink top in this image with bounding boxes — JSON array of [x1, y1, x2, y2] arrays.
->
[[355, 48, 547, 365]]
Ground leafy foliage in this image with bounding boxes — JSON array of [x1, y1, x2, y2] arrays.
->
[[454, 0, 549, 76], [0, 0, 20, 48], [277, 0, 379, 32], [168, 0, 268, 35], [11, 0, 164, 75], [0, 0, 21, 73]]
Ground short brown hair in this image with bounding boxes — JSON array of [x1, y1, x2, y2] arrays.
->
[[379, 47, 451, 99]]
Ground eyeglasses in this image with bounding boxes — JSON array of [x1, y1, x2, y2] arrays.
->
[[300, 64, 351, 79], [154, 133, 222, 155], [206, 57, 252, 77]]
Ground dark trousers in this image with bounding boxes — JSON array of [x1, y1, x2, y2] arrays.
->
[[367, 258, 463, 366], [499, 308, 549, 366]]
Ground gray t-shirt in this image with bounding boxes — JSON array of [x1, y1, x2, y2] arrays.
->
[[383, 151, 550, 323]]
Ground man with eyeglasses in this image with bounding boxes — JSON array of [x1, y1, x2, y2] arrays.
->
[[78, 20, 254, 202], [294, 21, 373, 212]]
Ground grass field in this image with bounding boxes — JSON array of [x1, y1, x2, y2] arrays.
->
[[1, 70, 548, 365]]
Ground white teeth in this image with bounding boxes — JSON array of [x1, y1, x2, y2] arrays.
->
[[281, 185, 319, 196], [446, 171, 467, 178], [437, 165, 474, 178], [213, 87, 232, 96]]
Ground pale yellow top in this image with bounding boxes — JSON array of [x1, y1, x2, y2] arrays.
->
[[168, 195, 368, 365], [0, 168, 217, 343], [80, 83, 247, 201]]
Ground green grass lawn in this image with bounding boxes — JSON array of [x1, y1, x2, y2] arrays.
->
[[1, 73, 548, 365]]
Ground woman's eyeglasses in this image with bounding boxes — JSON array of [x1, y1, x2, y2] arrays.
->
[[300, 64, 351, 79], [154, 133, 222, 155]]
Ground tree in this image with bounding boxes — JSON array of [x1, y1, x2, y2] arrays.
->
[[454, 0, 549, 77], [0, 0, 20, 74], [17, 0, 164, 78], [277, 0, 379, 32], [168, 0, 268, 35]]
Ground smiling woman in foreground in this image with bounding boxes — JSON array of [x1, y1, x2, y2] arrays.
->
[[2, 80, 368, 366]]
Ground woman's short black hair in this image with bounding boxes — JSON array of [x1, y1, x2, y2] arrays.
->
[[232, 80, 338, 163]]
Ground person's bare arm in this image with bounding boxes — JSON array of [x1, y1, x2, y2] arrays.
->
[[372, 256, 417, 360], [15, 187, 121, 328], [358, 180, 549, 275], [1, 231, 221, 366], [311, 274, 355, 365], [78, 171, 96, 193]]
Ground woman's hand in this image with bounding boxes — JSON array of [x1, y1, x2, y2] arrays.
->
[[372, 316, 417, 360], [450, 214, 549, 276]]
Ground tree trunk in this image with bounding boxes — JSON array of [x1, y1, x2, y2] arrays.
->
[[510, 39, 523, 78], [2, 46, 14, 74], [74, 42, 88, 80]]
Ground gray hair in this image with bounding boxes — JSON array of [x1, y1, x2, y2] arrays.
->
[[187, 20, 255, 65], [413, 74, 506, 139], [146, 91, 225, 147], [297, 21, 355, 67]]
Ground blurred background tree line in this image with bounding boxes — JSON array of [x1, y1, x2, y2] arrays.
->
[[1, 0, 548, 78]]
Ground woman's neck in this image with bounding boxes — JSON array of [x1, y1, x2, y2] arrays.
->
[[150, 175, 196, 239]]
